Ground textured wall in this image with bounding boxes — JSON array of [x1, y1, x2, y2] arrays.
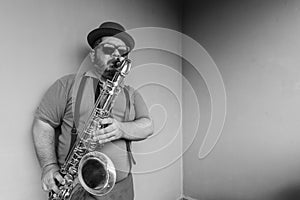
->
[[182, 0, 300, 199]]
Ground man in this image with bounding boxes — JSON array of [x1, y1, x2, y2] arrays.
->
[[32, 22, 153, 200]]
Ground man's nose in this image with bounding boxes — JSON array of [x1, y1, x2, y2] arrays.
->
[[112, 49, 121, 57]]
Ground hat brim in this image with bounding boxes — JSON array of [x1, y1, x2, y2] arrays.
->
[[87, 28, 135, 50]]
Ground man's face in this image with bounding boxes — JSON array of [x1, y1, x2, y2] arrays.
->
[[92, 36, 129, 80]]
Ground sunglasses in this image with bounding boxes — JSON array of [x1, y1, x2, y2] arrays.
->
[[99, 43, 130, 56]]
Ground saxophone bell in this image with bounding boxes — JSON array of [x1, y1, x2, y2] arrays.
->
[[78, 151, 116, 196]]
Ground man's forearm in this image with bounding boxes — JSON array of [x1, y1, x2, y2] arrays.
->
[[120, 117, 154, 141], [32, 119, 58, 169]]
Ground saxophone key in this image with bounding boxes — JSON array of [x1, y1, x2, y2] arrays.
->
[[68, 166, 77, 175], [70, 158, 79, 164], [64, 174, 74, 184]]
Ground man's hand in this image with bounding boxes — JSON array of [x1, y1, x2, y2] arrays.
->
[[41, 164, 65, 193], [93, 118, 125, 144]]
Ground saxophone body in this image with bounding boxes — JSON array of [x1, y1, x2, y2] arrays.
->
[[49, 57, 132, 200]]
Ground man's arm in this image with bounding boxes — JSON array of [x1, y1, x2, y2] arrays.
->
[[120, 117, 153, 141], [121, 89, 154, 140], [32, 118, 57, 168], [32, 118, 64, 193]]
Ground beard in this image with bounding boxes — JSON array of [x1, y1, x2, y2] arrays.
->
[[100, 59, 118, 80], [93, 57, 120, 81], [101, 68, 117, 80]]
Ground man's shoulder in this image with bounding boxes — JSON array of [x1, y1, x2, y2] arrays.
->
[[55, 74, 77, 89], [57, 73, 76, 83]]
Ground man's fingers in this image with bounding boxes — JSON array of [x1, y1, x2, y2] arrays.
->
[[42, 171, 64, 193], [96, 130, 119, 144], [54, 171, 65, 185], [94, 131, 114, 141], [102, 125, 115, 134], [48, 180, 59, 193], [42, 183, 48, 191], [95, 124, 115, 136], [99, 118, 114, 125]]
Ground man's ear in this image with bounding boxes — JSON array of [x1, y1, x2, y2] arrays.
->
[[90, 50, 95, 62]]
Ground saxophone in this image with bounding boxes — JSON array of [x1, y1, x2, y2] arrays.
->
[[49, 56, 132, 200]]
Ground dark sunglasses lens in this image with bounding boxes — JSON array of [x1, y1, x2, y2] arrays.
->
[[118, 49, 128, 56], [102, 46, 115, 55]]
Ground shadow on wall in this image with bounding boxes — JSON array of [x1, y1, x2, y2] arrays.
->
[[274, 182, 300, 200]]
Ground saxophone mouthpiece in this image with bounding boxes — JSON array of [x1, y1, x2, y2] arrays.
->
[[111, 56, 125, 69]]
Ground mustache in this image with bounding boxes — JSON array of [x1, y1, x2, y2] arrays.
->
[[107, 56, 125, 68], [107, 59, 115, 66]]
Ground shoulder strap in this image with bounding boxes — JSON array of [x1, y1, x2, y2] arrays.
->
[[123, 86, 136, 171], [66, 76, 88, 159]]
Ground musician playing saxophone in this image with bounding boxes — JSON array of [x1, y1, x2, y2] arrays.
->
[[32, 21, 154, 200]]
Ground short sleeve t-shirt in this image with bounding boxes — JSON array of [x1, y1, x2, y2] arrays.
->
[[35, 73, 145, 181]]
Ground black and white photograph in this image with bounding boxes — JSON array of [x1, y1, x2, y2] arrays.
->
[[1, 0, 300, 200]]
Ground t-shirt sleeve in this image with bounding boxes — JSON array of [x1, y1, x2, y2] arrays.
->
[[133, 90, 150, 119], [34, 79, 68, 128]]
